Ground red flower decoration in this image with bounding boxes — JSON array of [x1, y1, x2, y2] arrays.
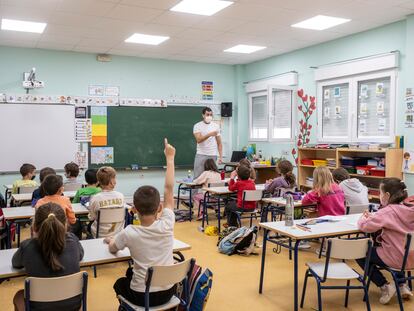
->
[[309, 110, 313, 115], [307, 131, 310, 136], [295, 158, 299, 164], [298, 105, 303, 111], [298, 89, 304, 98], [304, 112, 308, 117], [308, 124, 312, 130], [306, 138, 310, 144], [297, 140, 302, 146], [310, 96, 316, 103], [302, 95, 308, 102], [292, 148, 296, 155]]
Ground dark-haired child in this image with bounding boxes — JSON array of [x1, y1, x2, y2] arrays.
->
[[64, 162, 80, 184], [12, 163, 37, 194], [265, 160, 296, 196], [332, 167, 369, 206], [105, 139, 176, 308], [357, 178, 414, 305], [12, 202, 84, 311], [31, 167, 56, 206], [225, 165, 256, 227], [239, 158, 256, 180], [72, 169, 101, 204]]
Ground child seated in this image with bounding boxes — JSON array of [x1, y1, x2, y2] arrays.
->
[[72, 169, 101, 204], [265, 160, 296, 196], [88, 166, 124, 238], [12, 202, 84, 311], [357, 178, 414, 304], [12, 163, 37, 194], [239, 158, 256, 180], [31, 167, 56, 206], [35, 175, 76, 226], [105, 139, 176, 308], [64, 162, 80, 184], [225, 165, 256, 227], [332, 167, 369, 206], [302, 166, 345, 216], [192, 159, 221, 219]]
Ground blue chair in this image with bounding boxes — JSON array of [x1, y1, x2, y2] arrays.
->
[[24, 271, 88, 311], [301, 238, 372, 311], [119, 258, 195, 311]]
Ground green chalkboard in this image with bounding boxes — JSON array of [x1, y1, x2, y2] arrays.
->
[[90, 106, 203, 169]]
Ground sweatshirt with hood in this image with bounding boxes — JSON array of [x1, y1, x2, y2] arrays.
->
[[358, 203, 414, 270], [339, 178, 369, 206]]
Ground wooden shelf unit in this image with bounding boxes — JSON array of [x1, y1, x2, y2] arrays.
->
[[298, 147, 403, 200]]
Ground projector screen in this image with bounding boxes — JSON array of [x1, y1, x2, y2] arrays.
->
[[0, 103, 77, 172]]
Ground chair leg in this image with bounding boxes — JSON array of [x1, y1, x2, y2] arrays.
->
[[249, 214, 253, 227], [391, 273, 404, 311], [362, 281, 371, 311], [93, 266, 97, 278], [318, 238, 325, 259], [408, 271, 412, 291], [344, 280, 350, 307], [300, 270, 310, 308], [317, 281, 323, 311]]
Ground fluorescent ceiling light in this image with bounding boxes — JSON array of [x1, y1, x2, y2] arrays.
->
[[1, 18, 46, 33], [224, 44, 266, 54], [125, 33, 169, 45], [291, 15, 350, 30], [171, 0, 233, 16]]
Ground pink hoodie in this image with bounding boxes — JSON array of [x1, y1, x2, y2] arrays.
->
[[302, 183, 345, 217], [358, 204, 414, 270]]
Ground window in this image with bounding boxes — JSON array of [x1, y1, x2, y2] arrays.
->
[[249, 92, 268, 140], [248, 86, 295, 142], [317, 70, 396, 143]]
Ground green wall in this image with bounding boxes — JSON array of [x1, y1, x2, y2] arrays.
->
[[0, 46, 236, 194]]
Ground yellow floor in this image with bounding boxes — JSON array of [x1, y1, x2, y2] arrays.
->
[[1, 217, 413, 311]]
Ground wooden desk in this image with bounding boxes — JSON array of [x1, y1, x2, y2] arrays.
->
[[224, 162, 276, 184], [258, 214, 361, 311], [2, 203, 89, 221], [0, 238, 191, 280]]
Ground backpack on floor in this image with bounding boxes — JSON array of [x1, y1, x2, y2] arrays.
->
[[218, 226, 258, 256], [189, 268, 213, 311], [217, 226, 238, 246]]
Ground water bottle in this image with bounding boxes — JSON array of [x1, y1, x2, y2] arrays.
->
[[285, 194, 294, 227], [220, 170, 225, 180], [187, 170, 193, 181]]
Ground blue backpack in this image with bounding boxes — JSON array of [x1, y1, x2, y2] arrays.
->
[[218, 226, 258, 256], [189, 268, 213, 311]]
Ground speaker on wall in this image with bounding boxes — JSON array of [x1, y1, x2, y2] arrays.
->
[[221, 102, 232, 117]]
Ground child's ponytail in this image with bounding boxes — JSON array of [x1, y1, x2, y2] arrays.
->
[[34, 203, 67, 271], [380, 178, 408, 205]]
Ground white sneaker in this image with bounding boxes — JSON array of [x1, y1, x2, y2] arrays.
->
[[298, 241, 311, 249], [379, 283, 396, 305], [399, 284, 413, 300]]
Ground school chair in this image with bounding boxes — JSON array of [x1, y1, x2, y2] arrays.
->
[[63, 183, 83, 192], [367, 233, 414, 311], [346, 204, 370, 215], [200, 182, 229, 228], [118, 258, 195, 311], [17, 186, 37, 194], [24, 271, 88, 311], [93, 206, 127, 277], [234, 190, 263, 227], [301, 238, 372, 311]]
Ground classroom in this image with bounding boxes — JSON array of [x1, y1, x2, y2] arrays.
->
[[1, 0, 414, 310]]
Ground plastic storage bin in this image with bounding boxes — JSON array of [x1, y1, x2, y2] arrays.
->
[[312, 159, 328, 167], [356, 165, 375, 175], [301, 159, 314, 165], [370, 168, 386, 177]]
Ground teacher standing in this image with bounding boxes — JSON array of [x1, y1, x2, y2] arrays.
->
[[193, 107, 223, 178]]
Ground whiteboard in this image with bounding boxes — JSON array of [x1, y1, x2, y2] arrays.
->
[[0, 103, 77, 172]]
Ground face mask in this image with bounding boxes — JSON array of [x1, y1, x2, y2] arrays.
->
[[31, 175, 36, 180], [204, 116, 213, 123]]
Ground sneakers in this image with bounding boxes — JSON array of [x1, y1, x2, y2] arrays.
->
[[298, 241, 311, 249], [400, 283, 413, 300], [380, 283, 396, 305]]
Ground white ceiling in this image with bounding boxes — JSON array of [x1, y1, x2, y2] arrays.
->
[[0, 0, 413, 65]]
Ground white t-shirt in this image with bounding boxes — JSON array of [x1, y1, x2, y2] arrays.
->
[[193, 121, 220, 156], [114, 208, 175, 292], [88, 190, 125, 238]]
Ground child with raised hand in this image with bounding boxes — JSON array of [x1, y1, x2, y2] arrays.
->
[[302, 166, 345, 216], [88, 166, 124, 238], [357, 178, 414, 305], [265, 160, 296, 196], [192, 158, 221, 220], [72, 168, 101, 204], [12, 202, 84, 311], [12, 163, 37, 194], [332, 167, 369, 206], [105, 139, 177, 308]]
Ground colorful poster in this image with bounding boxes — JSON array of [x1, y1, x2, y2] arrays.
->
[[405, 88, 414, 128], [89, 85, 105, 96], [91, 106, 107, 146], [75, 151, 87, 169], [91, 147, 114, 164], [202, 81, 213, 100], [75, 119, 92, 142]]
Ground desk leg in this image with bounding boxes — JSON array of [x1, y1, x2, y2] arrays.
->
[[259, 228, 268, 294], [293, 240, 300, 311], [5, 221, 11, 249], [176, 184, 182, 210], [217, 196, 221, 233], [189, 188, 193, 222]]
